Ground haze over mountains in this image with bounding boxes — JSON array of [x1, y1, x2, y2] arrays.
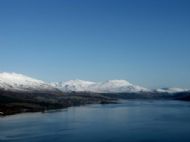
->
[[0, 72, 189, 94]]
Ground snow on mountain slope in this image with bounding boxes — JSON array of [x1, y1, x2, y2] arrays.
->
[[0, 72, 59, 93], [156, 88, 189, 94], [91, 80, 149, 93], [51, 79, 149, 93], [51, 80, 96, 92]]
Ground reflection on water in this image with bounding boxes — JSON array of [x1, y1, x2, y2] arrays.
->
[[1, 100, 190, 142]]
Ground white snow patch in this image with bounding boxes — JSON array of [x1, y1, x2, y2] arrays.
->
[[156, 88, 188, 93]]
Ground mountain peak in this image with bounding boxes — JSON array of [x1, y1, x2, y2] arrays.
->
[[0, 72, 58, 93], [0, 72, 44, 84]]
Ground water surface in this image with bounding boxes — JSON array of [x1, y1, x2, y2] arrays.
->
[[1, 100, 190, 142]]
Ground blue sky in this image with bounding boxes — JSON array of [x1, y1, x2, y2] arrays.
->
[[0, 0, 190, 88]]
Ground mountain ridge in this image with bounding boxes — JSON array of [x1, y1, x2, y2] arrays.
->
[[51, 79, 150, 93], [0, 72, 189, 94]]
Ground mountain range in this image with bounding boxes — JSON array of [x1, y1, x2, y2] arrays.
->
[[1, 72, 190, 115], [51, 79, 150, 93], [0, 72, 189, 94]]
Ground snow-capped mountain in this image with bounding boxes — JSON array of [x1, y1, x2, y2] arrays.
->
[[0, 72, 59, 93], [51, 79, 149, 93], [155, 88, 189, 94]]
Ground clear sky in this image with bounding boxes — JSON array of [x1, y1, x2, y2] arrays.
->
[[0, 0, 190, 88]]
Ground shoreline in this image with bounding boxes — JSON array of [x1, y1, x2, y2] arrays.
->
[[0, 92, 117, 116]]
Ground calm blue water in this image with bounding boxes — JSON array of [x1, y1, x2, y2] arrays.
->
[[1, 100, 190, 142]]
